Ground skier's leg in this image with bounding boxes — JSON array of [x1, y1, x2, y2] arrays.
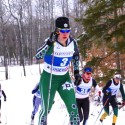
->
[[0, 110, 1, 123], [82, 97, 89, 125], [76, 99, 83, 122], [33, 95, 36, 107], [0, 99, 1, 110], [100, 96, 110, 121], [38, 71, 57, 125], [31, 96, 37, 125], [31, 97, 41, 121], [0, 100, 1, 123], [58, 75, 80, 125], [110, 97, 118, 125], [31, 96, 36, 120]]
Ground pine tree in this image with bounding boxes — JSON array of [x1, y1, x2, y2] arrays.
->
[[77, 0, 125, 83]]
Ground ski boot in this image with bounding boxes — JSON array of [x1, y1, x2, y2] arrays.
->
[[30, 119, 34, 125], [99, 119, 103, 125]]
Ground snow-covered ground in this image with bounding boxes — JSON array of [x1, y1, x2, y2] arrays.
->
[[0, 64, 125, 125]]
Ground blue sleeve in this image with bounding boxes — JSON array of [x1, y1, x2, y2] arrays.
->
[[102, 80, 112, 93]]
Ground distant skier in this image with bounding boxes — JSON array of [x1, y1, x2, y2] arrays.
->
[[94, 89, 102, 104], [30, 83, 41, 125], [100, 73, 125, 125], [0, 84, 7, 123], [30, 82, 55, 125], [75, 67, 102, 125]]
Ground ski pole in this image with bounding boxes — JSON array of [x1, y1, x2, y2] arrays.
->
[[4, 101, 7, 125], [93, 95, 110, 125], [91, 102, 102, 116], [46, 50, 54, 121], [38, 61, 41, 75], [46, 34, 56, 122], [62, 113, 68, 125]]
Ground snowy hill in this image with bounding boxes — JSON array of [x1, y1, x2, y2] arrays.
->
[[0, 65, 125, 125]]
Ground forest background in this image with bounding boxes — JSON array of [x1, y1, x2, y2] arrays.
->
[[0, 0, 125, 84]]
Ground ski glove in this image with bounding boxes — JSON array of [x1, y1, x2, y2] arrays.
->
[[32, 84, 39, 94], [74, 74, 81, 86], [105, 91, 111, 96], [46, 31, 58, 46], [98, 91, 101, 96], [122, 100, 125, 106], [105, 88, 111, 96], [97, 91, 102, 102], [4, 98, 6, 101], [32, 89, 38, 94], [98, 96, 102, 103]]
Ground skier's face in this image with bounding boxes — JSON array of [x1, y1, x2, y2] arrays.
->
[[82, 72, 92, 82], [114, 78, 120, 84], [113, 74, 121, 84], [58, 29, 70, 41]]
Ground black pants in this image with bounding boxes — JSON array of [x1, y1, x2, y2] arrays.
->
[[76, 97, 89, 125], [103, 95, 118, 116]]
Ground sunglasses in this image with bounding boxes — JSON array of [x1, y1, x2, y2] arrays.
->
[[59, 29, 71, 33], [115, 77, 121, 80]]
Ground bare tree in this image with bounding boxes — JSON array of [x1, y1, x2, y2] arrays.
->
[[8, 0, 26, 76], [25, 0, 33, 64], [34, 0, 55, 47], [0, 0, 10, 79]]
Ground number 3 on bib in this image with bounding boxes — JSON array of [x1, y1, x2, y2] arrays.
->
[[60, 58, 68, 66]]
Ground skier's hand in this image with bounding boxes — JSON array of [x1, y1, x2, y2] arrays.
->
[[32, 89, 37, 94], [122, 100, 125, 106], [47, 31, 58, 46], [106, 91, 111, 96], [74, 74, 81, 86], [98, 91, 101, 96], [4, 98, 6, 101], [117, 102, 122, 105], [97, 96, 102, 103], [105, 88, 111, 96]]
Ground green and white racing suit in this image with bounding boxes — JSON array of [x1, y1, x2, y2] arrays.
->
[[35, 37, 80, 125]]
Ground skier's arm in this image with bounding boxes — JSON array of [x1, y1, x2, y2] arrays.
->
[[119, 83, 125, 101], [72, 40, 82, 86], [35, 39, 50, 60], [35, 30, 59, 60], [92, 79, 98, 88], [102, 80, 112, 94], [2, 90, 6, 101], [92, 79, 102, 96], [72, 40, 80, 75], [32, 83, 39, 94]]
